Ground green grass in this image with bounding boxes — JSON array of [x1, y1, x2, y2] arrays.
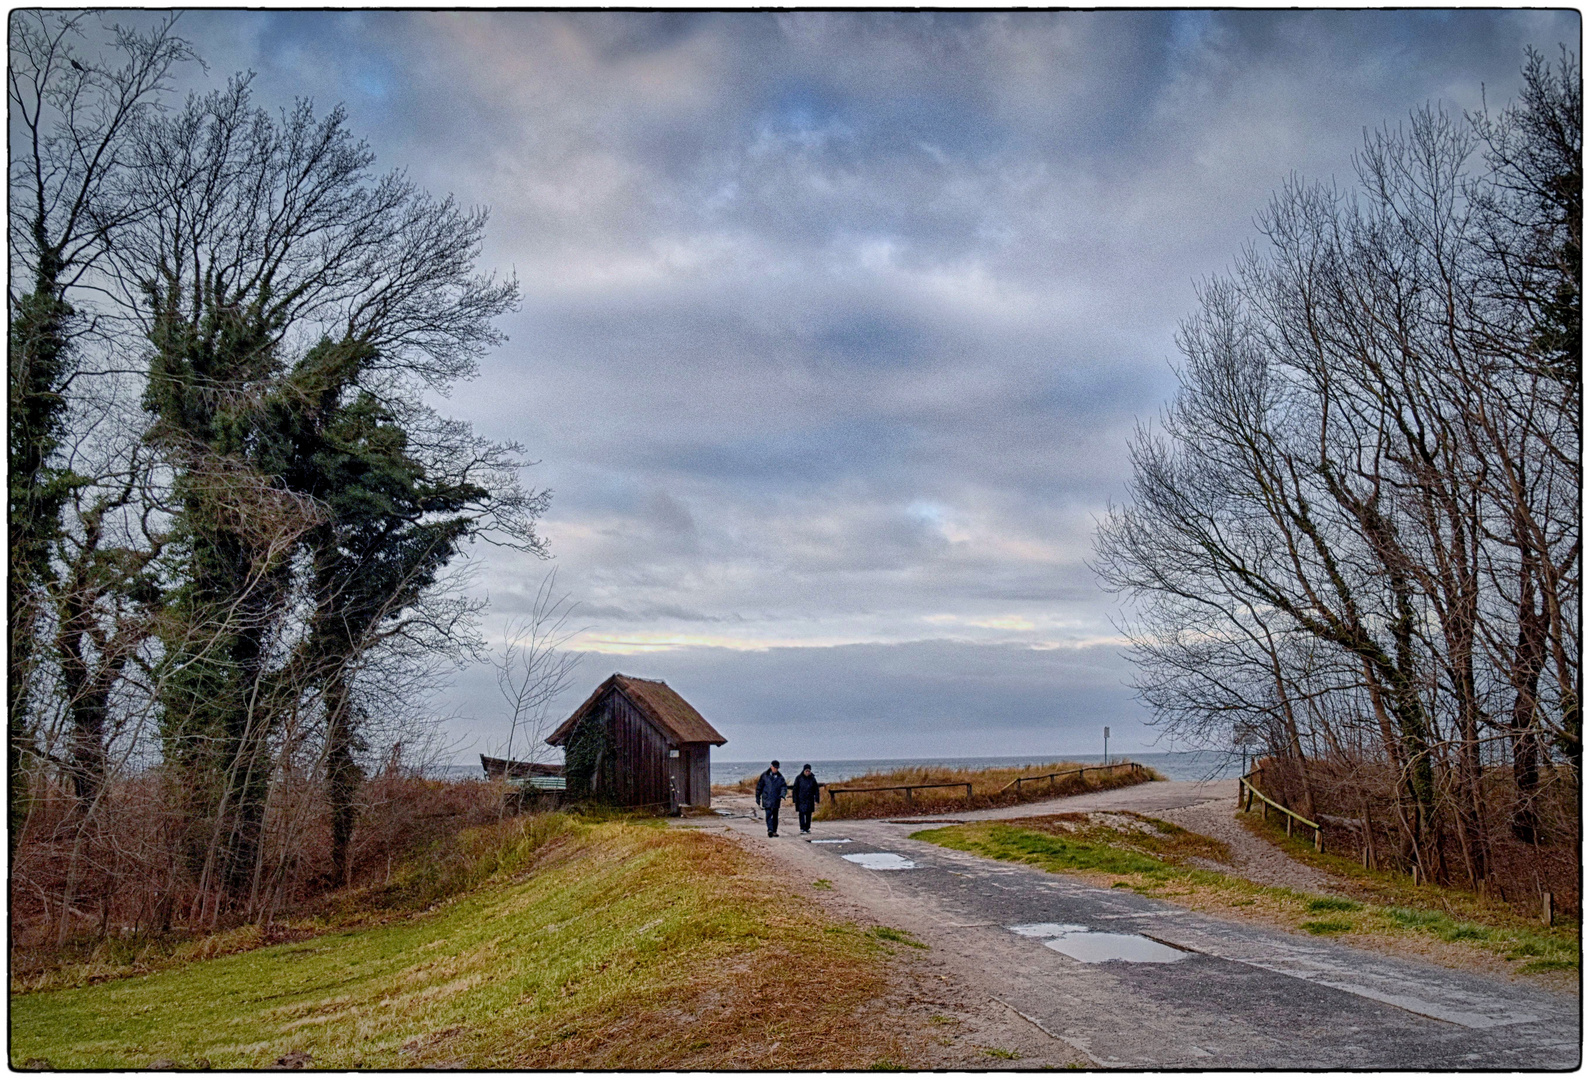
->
[[983, 1047, 1021, 1059], [10, 817, 901, 1070], [916, 823, 1169, 878], [913, 817, 1579, 978], [869, 926, 927, 949], [1386, 906, 1444, 929]]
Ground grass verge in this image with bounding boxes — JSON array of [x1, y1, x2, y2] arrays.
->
[[11, 816, 908, 1069], [1238, 810, 1579, 929], [913, 814, 1578, 982]]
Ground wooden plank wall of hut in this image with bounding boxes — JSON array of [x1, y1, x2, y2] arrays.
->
[[688, 745, 710, 806], [603, 693, 672, 806]]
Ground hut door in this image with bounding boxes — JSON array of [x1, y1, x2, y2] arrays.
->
[[669, 747, 688, 806]]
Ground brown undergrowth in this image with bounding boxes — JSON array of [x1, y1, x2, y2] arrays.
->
[[1238, 811, 1580, 950]]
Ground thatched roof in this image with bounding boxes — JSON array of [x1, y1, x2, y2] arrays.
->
[[546, 673, 727, 747]]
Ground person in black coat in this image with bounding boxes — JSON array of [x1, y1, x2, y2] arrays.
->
[[754, 760, 788, 837], [792, 764, 820, 834]]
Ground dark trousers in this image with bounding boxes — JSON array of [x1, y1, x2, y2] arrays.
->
[[798, 809, 813, 831], [765, 804, 780, 836]]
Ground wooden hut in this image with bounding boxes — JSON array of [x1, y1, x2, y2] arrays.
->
[[546, 674, 726, 809]]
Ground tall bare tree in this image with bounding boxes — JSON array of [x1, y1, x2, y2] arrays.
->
[[8, 11, 194, 853], [1097, 50, 1580, 886]]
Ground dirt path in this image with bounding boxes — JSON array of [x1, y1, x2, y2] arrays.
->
[[694, 783, 1580, 1068], [685, 815, 1091, 1068], [1135, 787, 1343, 894], [727, 777, 1343, 895]]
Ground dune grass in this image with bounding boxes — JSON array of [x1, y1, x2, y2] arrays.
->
[[11, 816, 909, 1070], [914, 814, 1578, 980], [712, 761, 1159, 820]]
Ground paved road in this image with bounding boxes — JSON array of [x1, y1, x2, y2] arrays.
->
[[700, 785, 1580, 1069]]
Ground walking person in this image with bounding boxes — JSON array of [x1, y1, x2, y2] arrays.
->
[[793, 764, 820, 834], [755, 760, 788, 837]]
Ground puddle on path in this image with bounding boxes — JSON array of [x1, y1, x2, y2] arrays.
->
[[842, 852, 917, 870], [809, 838, 853, 844], [1009, 923, 1188, 964], [1011, 922, 1090, 938]]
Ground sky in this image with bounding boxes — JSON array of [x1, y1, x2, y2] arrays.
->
[[146, 9, 1577, 765]]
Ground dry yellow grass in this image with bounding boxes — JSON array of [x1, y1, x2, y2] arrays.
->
[[798, 760, 1160, 819]]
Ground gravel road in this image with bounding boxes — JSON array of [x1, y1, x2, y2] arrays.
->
[[698, 780, 1579, 1069]]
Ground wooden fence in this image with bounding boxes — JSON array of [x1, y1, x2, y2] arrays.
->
[[826, 780, 974, 805], [999, 760, 1144, 794], [1238, 773, 1323, 852]]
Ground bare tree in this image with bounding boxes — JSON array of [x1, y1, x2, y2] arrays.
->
[[1097, 50, 1580, 889], [105, 76, 536, 917], [494, 570, 584, 771], [8, 10, 194, 854]]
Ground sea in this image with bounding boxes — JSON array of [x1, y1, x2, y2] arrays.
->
[[426, 749, 1245, 784], [709, 750, 1243, 787]]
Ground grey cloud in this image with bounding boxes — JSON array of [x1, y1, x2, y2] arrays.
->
[[155, 11, 1578, 762], [440, 638, 1166, 764]]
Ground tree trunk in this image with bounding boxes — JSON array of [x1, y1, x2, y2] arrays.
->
[[325, 672, 363, 887]]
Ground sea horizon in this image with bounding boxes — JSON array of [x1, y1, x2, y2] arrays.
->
[[427, 748, 1246, 784], [709, 749, 1244, 786]]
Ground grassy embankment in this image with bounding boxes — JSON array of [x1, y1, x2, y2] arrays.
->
[[11, 814, 919, 1070], [718, 761, 1160, 820], [914, 813, 1579, 982]]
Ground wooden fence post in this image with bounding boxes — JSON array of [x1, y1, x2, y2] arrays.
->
[[1314, 827, 1323, 853], [1543, 892, 1554, 927]]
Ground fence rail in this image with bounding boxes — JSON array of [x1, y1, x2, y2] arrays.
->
[[826, 780, 974, 804], [1238, 773, 1323, 851], [998, 760, 1143, 794]]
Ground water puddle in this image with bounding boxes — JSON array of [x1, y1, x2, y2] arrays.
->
[[841, 852, 917, 870], [1010, 922, 1090, 938], [1008, 923, 1188, 964], [810, 838, 853, 844]]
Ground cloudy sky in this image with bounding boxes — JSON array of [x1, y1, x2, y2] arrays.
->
[[165, 9, 1575, 765]]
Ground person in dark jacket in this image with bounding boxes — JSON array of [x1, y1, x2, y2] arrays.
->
[[792, 764, 820, 834], [754, 760, 788, 837]]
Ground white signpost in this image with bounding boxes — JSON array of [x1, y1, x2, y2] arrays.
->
[[1103, 726, 1110, 766]]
